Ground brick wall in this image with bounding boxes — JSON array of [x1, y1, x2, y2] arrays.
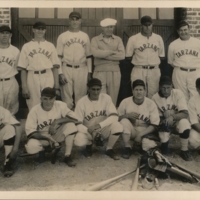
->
[[0, 8, 11, 27], [187, 8, 200, 38]]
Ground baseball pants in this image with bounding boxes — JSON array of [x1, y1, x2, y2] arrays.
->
[[93, 71, 121, 106], [188, 129, 200, 149], [27, 69, 54, 110], [25, 122, 77, 154], [131, 66, 160, 99], [74, 121, 123, 147], [60, 65, 88, 109], [0, 77, 19, 115], [172, 67, 200, 102]]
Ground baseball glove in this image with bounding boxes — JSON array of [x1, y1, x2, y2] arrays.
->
[[94, 132, 104, 147]]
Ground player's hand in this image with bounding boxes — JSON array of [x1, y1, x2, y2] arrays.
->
[[126, 112, 139, 120], [59, 74, 68, 85], [49, 120, 59, 135], [87, 73, 92, 82], [22, 87, 30, 99], [55, 88, 61, 97], [88, 124, 101, 134], [164, 116, 174, 127]]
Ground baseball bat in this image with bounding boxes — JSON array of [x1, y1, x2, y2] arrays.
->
[[84, 164, 145, 191], [131, 157, 141, 191]]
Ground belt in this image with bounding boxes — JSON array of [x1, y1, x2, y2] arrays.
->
[[34, 69, 46, 74], [0, 78, 10, 81], [65, 64, 80, 69], [180, 67, 196, 72], [142, 66, 155, 69]]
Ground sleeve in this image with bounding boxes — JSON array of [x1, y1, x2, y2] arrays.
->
[[25, 110, 38, 136], [149, 101, 160, 126], [74, 101, 85, 122], [14, 48, 20, 69], [158, 36, 165, 57], [0, 107, 19, 125], [167, 43, 174, 66], [117, 100, 126, 116], [85, 34, 92, 57], [17, 44, 29, 70], [50, 44, 60, 67], [60, 102, 78, 120], [176, 90, 188, 111], [56, 34, 64, 59], [188, 99, 199, 125], [125, 37, 135, 57]]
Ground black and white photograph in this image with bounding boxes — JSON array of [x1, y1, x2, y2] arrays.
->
[[1, 2, 200, 199]]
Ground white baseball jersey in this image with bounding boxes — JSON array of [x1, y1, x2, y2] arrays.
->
[[168, 37, 200, 69], [75, 93, 118, 128], [188, 94, 200, 125], [126, 32, 165, 66], [118, 97, 160, 126], [0, 45, 20, 78], [18, 40, 60, 71], [25, 101, 78, 136], [152, 89, 188, 118], [57, 31, 92, 65]]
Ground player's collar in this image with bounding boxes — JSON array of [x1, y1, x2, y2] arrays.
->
[[158, 91, 171, 99], [132, 96, 144, 105], [32, 39, 46, 42], [99, 33, 115, 40]]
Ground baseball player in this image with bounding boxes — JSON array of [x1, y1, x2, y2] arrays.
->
[[74, 78, 123, 160], [0, 25, 20, 115], [0, 106, 21, 177], [57, 11, 92, 110], [188, 78, 200, 151], [118, 79, 160, 159], [91, 18, 125, 106], [126, 15, 165, 99], [168, 20, 200, 102], [17, 21, 60, 110], [152, 76, 192, 161], [25, 87, 79, 167]]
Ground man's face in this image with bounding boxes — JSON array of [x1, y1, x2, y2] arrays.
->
[[132, 85, 145, 100], [88, 85, 101, 100], [69, 17, 81, 30], [102, 26, 115, 37], [141, 24, 153, 36], [159, 84, 173, 98], [41, 96, 55, 111], [0, 31, 11, 44], [177, 25, 190, 40], [33, 28, 46, 39]]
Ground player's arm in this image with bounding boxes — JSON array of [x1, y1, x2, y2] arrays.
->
[[21, 69, 30, 99], [119, 112, 139, 122], [52, 67, 60, 97], [167, 43, 175, 67]]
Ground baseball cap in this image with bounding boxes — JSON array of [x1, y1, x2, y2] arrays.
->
[[100, 18, 117, 27], [177, 20, 189, 30], [159, 76, 172, 86], [69, 11, 81, 19], [33, 21, 46, 29], [87, 78, 102, 88], [132, 79, 145, 89], [41, 87, 56, 98], [196, 78, 200, 88], [0, 25, 11, 33], [141, 16, 153, 25]]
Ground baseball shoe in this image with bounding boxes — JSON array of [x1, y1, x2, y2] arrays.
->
[[106, 149, 120, 160], [64, 155, 76, 167], [122, 147, 132, 159], [83, 145, 93, 158], [37, 151, 46, 163], [3, 159, 14, 177], [180, 150, 192, 161], [51, 146, 61, 164]]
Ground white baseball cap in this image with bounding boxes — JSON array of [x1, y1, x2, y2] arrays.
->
[[100, 18, 117, 27]]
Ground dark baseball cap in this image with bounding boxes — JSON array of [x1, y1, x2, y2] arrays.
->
[[87, 78, 102, 88], [41, 87, 56, 98], [159, 76, 172, 86], [141, 16, 153, 25], [69, 11, 81, 19], [0, 25, 12, 33], [132, 79, 145, 89], [33, 21, 46, 29], [177, 20, 189, 30], [196, 78, 200, 88]]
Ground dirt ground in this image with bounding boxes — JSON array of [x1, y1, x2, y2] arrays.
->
[[0, 119, 200, 192]]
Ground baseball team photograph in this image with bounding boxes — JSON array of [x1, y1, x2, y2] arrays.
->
[[1, 6, 200, 196]]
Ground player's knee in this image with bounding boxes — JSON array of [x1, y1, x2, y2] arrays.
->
[[25, 139, 44, 154], [158, 132, 170, 143], [74, 132, 88, 147], [62, 122, 78, 136], [178, 119, 191, 133], [110, 121, 123, 134], [142, 138, 157, 151], [188, 129, 200, 149]]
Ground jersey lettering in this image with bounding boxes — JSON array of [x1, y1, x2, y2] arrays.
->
[[37, 119, 53, 130], [175, 49, 199, 58], [138, 43, 159, 52], [85, 110, 107, 121], [28, 48, 52, 59], [138, 114, 150, 123], [0, 56, 14, 67], [160, 104, 178, 113], [65, 37, 86, 48]]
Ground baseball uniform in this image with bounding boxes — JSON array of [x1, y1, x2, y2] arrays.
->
[[17, 40, 60, 110], [25, 100, 78, 155], [0, 45, 20, 115], [126, 32, 165, 98], [118, 96, 160, 151], [57, 30, 92, 109], [91, 33, 125, 106], [168, 37, 200, 102]]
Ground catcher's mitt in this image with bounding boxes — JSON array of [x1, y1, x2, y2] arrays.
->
[[94, 132, 104, 147]]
